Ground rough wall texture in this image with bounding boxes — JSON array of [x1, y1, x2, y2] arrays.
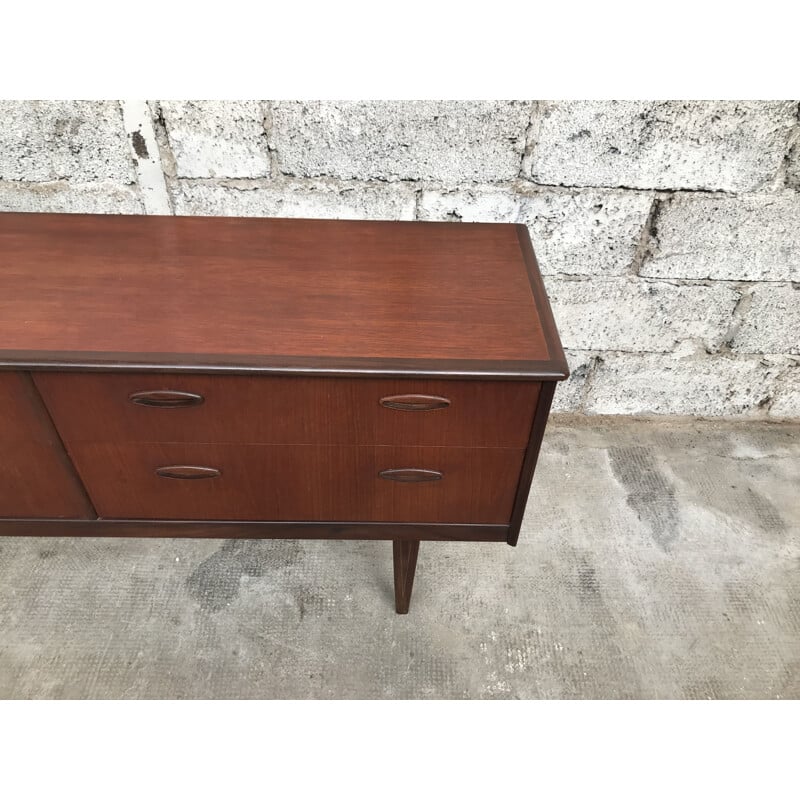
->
[[0, 100, 798, 418]]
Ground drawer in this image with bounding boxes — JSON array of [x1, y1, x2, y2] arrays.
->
[[34, 373, 539, 448], [67, 442, 525, 524], [0, 372, 93, 519]]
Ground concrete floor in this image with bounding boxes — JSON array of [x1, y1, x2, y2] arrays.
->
[[0, 417, 798, 699]]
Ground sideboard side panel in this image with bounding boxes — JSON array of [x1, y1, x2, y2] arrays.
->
[[506, 380, 556, 546]]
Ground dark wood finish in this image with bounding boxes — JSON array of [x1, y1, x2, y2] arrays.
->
[[393, 539, 420, 614], [0, 373, 94, 519], [0, 213, 567, 375], [66, 442, 524, 523], [34, 373, 539, 448], [0, 518, 508, 542], [507, 381, 556, 546]]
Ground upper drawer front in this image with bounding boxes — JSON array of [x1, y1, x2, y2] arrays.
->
[[34, 373, 539, 448]]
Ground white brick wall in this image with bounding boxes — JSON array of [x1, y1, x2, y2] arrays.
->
[[2, 99, 798, 419]]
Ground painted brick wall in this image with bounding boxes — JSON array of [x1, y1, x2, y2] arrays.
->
[[1, 100, 798, 418]]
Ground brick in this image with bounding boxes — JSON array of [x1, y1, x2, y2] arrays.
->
[[0, 181, 143, 214], [527, 101, 797, 191], [0, 100, 134, 183], [173, 179, 416, 220], [787, 137, 800, 189], [769, 364, 800, 418], [271, 101, 531, 183], [160, 101, 270, 179], [526, 190, 653, 277], [642, 193, 800, 282], [417, 186, 522, 223], [732, 285, 800, 355], [418, 187, 652, 276], [586, 353, 784, 416], [551, 351, 595, 412], [545, 278, 739, 353]]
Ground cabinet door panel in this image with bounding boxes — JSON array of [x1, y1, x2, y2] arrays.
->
[[0, 373, 93, 518]]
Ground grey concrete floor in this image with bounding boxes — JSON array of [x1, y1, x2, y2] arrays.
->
[[0, 417, 798, 699]]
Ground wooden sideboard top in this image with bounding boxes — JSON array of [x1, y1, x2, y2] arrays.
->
[[0, 212, 567, 379]]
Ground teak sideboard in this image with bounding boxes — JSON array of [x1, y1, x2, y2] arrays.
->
[[0, 212, 567, 614]]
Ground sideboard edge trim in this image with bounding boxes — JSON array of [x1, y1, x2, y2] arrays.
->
[[0, 353, 569, 381]]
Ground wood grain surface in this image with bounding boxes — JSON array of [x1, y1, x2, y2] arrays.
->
[[0, 213, 563, 375]]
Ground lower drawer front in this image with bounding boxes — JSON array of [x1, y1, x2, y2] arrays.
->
[[68, 443, 524, 524]]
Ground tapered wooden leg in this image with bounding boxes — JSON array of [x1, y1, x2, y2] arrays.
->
[[393, 539, 420, 614]]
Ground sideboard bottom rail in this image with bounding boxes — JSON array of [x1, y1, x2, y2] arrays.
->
[[0, 519, 506, 542]]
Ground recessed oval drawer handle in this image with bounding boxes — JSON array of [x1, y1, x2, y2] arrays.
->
[[380, 394, 451, 411], [155, 465, 221, 480], [379, 468, 443, 483], [129, 390, 204, 408]]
